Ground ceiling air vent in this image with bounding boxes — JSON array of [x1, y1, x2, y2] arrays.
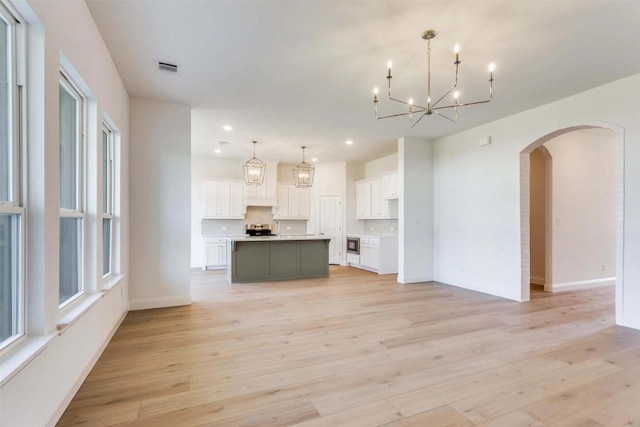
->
[[157, 61, 179, 74]]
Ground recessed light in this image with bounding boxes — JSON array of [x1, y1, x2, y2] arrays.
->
[[214, 149, 222, 154], [345, 140, 353, 145], [311, 158, 318, 162], [222, 125, 232, 132]]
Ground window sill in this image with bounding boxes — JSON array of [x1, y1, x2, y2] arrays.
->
[[101, 273, 125, 292], [0, 333, 57, 387], [57, 293, 103, 334]]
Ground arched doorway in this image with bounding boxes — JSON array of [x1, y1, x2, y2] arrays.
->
[[519, 124, 624, 318]]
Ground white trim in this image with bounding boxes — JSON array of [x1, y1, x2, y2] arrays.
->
[[545, 277, 615, 293], [56, 292, 102, 333], [616, 316, 640, 331], [530, 276, 545, 285], [129, 295, 191, 311], [0, 332, 57, 387], [440, 280, 522, 302], [101, 273, 124, 292], [397, 275, 433, 284], [45, 310, 127, 427]]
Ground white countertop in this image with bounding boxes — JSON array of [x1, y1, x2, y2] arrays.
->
[[345, 234, 398, 239], [226, 235, 330, 242]]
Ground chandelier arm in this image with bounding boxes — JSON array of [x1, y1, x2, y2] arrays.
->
[[432, 109, 457, 123], [377, 110, 425, 120], [435, 98, 492, 110], [431, 85, 457, 109], [409, 111, 429, 128], [388, 96, 427, 110]]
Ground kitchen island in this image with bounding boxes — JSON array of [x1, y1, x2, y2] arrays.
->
[[225, 236, 331, 283]]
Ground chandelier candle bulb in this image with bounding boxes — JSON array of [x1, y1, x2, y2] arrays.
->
[[454, 43, 460, 64]]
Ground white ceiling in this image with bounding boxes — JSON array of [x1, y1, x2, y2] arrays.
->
[[86, 0, 640, 164]]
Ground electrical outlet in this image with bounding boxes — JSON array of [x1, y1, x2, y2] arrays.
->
[[601, 264, 606, 271], [556, 217, 563, 225]]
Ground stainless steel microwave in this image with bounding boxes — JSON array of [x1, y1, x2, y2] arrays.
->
[[346, 237, 360, 255]]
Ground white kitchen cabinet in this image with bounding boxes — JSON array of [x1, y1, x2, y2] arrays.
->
[[355, 180, 371, 219], [355, 178, 395, 219], [203, 180, 244, 219], [359, 238, 380, 270], [383, 171, 398, 199], [244, 162, 278, 206], [275, 184, 310, 219], [203, 237, 228, 269], [346, 235, 398, 274]]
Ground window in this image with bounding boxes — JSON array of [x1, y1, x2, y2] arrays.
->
[[59, 73, 85, 306], [102, 124, 114, 277], [0, 2, 23, 350]]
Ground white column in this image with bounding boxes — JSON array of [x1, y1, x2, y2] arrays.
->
[[398, 137, 434, 283]]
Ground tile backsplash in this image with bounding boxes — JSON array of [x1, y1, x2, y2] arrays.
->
[[364, 219, 398, 235], [201, 206, 309, 236]]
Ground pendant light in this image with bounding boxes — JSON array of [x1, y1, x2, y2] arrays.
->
[[293, 146, 314, 188], [243, 141, 266, 185]]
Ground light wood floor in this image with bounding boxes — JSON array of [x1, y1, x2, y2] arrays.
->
[[58, 267, 640, 426]]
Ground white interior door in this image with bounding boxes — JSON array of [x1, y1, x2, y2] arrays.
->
[[320, 195, 343, 265]]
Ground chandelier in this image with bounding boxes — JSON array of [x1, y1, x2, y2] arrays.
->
[[373, 29, 495, 127], [293, 146, 314, 188], [243, 141, 266, 185]]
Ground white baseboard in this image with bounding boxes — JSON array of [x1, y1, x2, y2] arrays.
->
[[530, 276, 545, 285], [47, 310, 127, 427], [397, 275, 434, 284], [546, 277, 615, 292], [617, 315, 640, 331], [129, 295, 192, 311]]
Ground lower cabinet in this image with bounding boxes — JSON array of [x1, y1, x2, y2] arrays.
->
[[360, 240, 379, 270], [203, 237, 227, 270], [347, 236, 398, 274]]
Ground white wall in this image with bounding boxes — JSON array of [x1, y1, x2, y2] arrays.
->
[[365, 153, 398, 178], [432, 74, 640, 329], [129, 97, 191, 310], [0, 0, 130, 425], [529, 147, 546, 284], [398, 137, 434, 283], [545, 128, 616, 289]]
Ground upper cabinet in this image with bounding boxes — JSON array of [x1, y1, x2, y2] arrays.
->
[[203, 180, 244, 219], [244, 162, 278, 207], [275, 184, 310, 219], [355, 178, 397, 220], [383, 171, 398, 199]]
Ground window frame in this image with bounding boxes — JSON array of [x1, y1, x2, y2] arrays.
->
[[58, 70, 86, 309], [0, 1, 24, 352], [101, 123, 114, 278]]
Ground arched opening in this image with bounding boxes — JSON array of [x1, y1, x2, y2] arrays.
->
[[529, 145, 551, 293], [520, 124, 624, 314]]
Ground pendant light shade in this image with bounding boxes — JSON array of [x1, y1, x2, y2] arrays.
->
[[243, 141, 266, 185], [293, 146, 314, 188]]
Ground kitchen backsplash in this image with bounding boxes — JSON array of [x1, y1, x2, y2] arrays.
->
[[202, 206, 308, 235], [363, 219, 398, 235]]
